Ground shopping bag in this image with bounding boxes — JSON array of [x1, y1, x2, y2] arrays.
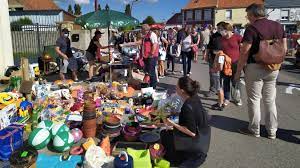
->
[[127, 148, 152, 168], [231, 80, 241, 103]]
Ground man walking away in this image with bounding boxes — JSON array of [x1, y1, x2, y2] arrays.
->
[[235, 4, 287, 140]]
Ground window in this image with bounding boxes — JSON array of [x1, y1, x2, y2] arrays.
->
[[225, 10, 232, 20], [281, 10, 289, 20], [186, 11, 193, 21], [195, 10, 202, 21], [204, 9, 212, 21]]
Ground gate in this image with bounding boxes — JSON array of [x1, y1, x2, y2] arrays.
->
[[10, 23, 59, 65]]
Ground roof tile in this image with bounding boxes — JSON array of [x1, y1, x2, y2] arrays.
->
[[183, 0, 264, 10]]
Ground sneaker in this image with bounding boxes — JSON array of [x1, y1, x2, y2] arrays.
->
[[236, 100, 243, 106], [172, 71, 176, 75], [159, 76, 165, 79], [268, 134, 276, 140], [187, 74, 190, 77], [211, 103, 224, 111], [238, 127, 260, 138], [224, 99, 230, 106], [180, 71, 183, 74], [189, 72, 192, 75]]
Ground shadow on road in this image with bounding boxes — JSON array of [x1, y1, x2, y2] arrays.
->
[[277, 81, 300, 86], [209, 115, 300, 144]]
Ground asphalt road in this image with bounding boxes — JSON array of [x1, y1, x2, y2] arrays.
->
[[159, 59, 300, 168]]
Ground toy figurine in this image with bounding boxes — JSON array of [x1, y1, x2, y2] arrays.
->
[[19, 100, 33, 117]]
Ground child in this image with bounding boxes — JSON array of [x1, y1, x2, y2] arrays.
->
[[211, 41, 232, 111], [167, 38, 178, 74]]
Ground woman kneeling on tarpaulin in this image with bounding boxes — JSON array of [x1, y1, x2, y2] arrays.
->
[[161, 76, 211, 168]]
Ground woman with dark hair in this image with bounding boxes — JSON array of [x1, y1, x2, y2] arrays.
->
[[161, 77, 210, 168]]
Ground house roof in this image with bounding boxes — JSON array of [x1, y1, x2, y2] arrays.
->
[[183, 0, 263, 10], [265, 0, 300, 8], [183, 0, 218, 10], [166, 13, 182, 25], [218, 0, 263, 9], [20, 0, 60, 10], [8, 0, 23, 8]]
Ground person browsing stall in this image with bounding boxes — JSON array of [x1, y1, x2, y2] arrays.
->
[[161, 77, 210, 168], [55, 28, 78, 81], [85, 30, 113, 81]]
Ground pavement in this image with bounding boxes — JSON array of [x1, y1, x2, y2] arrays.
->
[[159, 59, 300, 168]]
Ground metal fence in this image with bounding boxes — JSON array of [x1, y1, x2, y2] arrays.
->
[[10, 24, 59, 65]]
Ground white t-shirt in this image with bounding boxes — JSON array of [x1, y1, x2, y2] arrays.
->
[[150, 32, 158, 44], [181, 35, 192, 52], [218, 55, 225, 71]]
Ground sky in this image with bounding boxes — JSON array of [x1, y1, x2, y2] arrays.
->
[[54, 0, 189, 22]]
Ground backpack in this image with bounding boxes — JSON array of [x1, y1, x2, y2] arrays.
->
[[252, 25, 286, 71]]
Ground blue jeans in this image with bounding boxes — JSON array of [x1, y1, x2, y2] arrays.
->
[[182, 51, 193, 76], [144, 57, 157, 89]]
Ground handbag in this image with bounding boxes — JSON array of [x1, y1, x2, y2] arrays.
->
[[173, 105, 211, 153]]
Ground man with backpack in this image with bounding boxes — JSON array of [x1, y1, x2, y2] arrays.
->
[[235, 4, 287, 140]]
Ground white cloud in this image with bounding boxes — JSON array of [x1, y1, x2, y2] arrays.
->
[[74, 0, 90, 4], [145, 0, 158, 3]]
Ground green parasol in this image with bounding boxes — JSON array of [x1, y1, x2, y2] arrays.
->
[[74, 9, 140, 29]]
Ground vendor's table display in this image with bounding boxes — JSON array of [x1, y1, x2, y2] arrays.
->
[[0, 78, 183, 168]]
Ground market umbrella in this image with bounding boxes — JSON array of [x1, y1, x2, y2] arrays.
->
[[74, 9, 140, 30], [75, 9, 140, 81]]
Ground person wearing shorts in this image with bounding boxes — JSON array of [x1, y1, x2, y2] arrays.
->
[[55, 28, 78, 81], [85, 30, 112, 81], [210, 40, 226, 111]]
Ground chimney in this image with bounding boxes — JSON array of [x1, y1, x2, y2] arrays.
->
[[95, 0, 98, 11]]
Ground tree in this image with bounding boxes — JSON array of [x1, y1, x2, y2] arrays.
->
[[10, 17, 33, 31], [125, 4, 131, 16], [98, 4, 101, 10], [142, 16, 156, 25], [67, 4, 73, 14], [105, 4, 110, 10], [74, 4, 82, 15]]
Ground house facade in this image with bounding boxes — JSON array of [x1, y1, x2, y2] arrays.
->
[[166, 13, 183, 28], [265, 0, 300, 34], [8, 0, 76, 26], [182, 0, 263, 27]]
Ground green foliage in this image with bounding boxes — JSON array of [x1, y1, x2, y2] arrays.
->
[[74, 4, 82, 15], [125, 4, 131, 16], [11, 17, 33, 26], [142, 16, 156, 25], [68, 4, 73, 14], [10, 17, 33, 31]]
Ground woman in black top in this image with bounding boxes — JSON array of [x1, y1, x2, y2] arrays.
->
[[86, 31, 112, 81], [161, 77, 210, 168]]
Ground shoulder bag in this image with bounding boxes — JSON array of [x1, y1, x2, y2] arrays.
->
[[252, 26, 286, 71]]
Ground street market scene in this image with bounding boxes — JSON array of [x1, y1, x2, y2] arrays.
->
[[0, 0, 299, 168]]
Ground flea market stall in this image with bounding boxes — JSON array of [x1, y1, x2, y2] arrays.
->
[[0, 69, 184, 168]]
